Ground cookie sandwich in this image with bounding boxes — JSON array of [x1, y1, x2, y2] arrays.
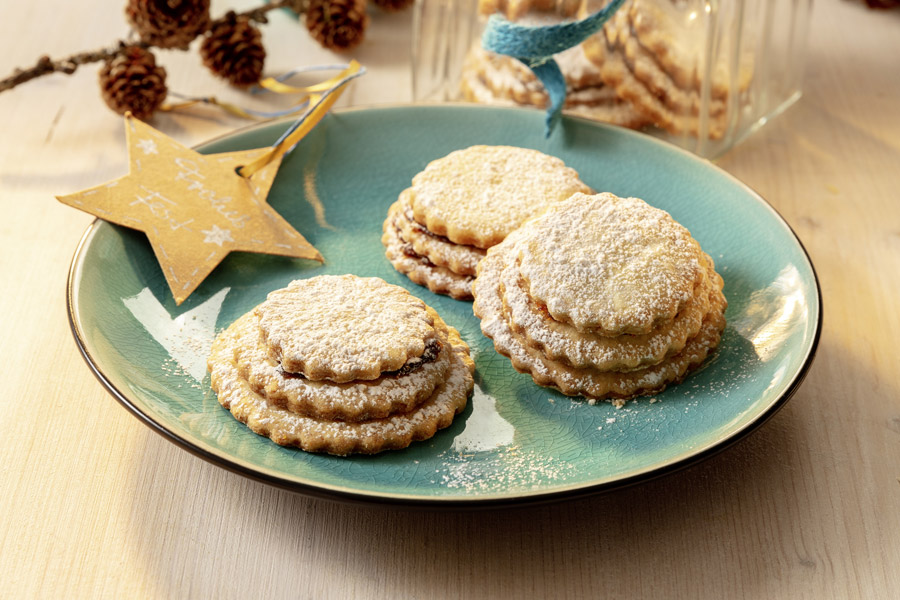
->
[[208, 275, 475, 455], [383, 145, 591, 300], [473, 192, 726, 405]]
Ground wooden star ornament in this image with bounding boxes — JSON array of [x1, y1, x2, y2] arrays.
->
[[58, 114, 323, 305]]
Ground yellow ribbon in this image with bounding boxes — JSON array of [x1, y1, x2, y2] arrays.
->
[[160, 97, 258, 119], [236, 60, 362, 179], [160, 62, 363, 121]]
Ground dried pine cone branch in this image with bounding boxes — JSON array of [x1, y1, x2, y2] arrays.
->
[[126, 0, 212, 50], [98, 45, 168, 119], [0, 43, 149, 93], [306, 0, 369, 51], [0, 0, 393, 99], [201, 12, 266, 88]]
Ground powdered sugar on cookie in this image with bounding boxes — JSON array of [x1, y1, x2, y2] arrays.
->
[[516, 193, 705, 335], [410, 145, 591, 249], [232, 311, 452, 421], [255, 275, 436, 382], [209, 321, 473, 456], [501, 254, 716, 370]]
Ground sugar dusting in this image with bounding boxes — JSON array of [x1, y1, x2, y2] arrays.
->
[[410, 145, 591, 248], [123, 286, 229, 382], [434, 445, 577, 493], [208, 322, 475, 455], [230, 311, 454, 421], [473, 237, 726, 400], [256, 275, 436, 381], [517, 193, 704, 334], [502, 254, 715, 371]]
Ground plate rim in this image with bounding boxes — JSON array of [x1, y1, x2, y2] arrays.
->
[[65, 103, 823, 509]]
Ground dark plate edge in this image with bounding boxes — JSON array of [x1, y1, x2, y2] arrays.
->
[[64, 105, 824, 510]]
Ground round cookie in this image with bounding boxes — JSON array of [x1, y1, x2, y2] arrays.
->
[[209, 320, 475, 456], [392, 190, 485, 276], [468, 45, 608, 107], [628, 0, 754, 100], [614, 19, 727, 118], [255, 275, 437, 382], [382, 217, 475, 300], [516, 193, 706, 335], [501, 253, 719, 371], [473, 239, 726, 401], [460, 66, 517, 107], [232, 310, 453, 422], [410, 145, 592, 249], [554, 43, 608, 89], [469, 46, 547, 108]]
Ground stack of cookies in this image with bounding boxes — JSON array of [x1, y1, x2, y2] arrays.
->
[[207, 275, 474, 455], [460, 44, 648, 130], [473, 192, 727, 404], [382, 145, 591, 300], [582, 0, 754, 139]]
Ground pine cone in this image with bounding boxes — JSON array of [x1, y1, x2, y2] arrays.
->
[[372, 0, 413, 11], [200, 12, 266, 88], [306, 0, 369, 51], [126, 0, 211, 50], [98, 46, 167, 120]]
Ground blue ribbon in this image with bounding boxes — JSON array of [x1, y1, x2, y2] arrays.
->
[[481, 0, 627, 135]]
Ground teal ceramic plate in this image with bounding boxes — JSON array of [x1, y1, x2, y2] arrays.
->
[[68, 105, 821, 507]]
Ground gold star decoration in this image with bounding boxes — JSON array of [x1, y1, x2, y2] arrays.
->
[[58, 114, 323, 305]]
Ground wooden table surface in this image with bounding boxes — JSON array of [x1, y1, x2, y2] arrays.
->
[[1, 1, 898, 598]]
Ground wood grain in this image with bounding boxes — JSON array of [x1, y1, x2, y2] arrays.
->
[[1, 1, 898, 598]]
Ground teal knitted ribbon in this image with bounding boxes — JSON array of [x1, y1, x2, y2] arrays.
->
[[481, 0, 626, 135]]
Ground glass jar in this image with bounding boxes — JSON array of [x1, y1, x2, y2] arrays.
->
[[412, 0, 813, 157]]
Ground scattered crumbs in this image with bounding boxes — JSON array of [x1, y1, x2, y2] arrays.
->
[[414, 460, 419, 464], [597, 426, 603, 431], [588, 398, 599, 406], [606, 417, 616, 424], [161, 357, 204, 391], [434, 447, 577, 493], [649, 397, 659, 404], [547, 397, 555, 405], [611, 398, 625, 409]]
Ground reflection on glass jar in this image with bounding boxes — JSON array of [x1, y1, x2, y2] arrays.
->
[[412, 0, 813, 157]]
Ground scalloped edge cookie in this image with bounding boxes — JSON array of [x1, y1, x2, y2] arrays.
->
[[255, 275, 437, 382], [209, 321, 474, 456], [382, 215, 475, 301], [473, 245, 726, 401], [231, 309, 453, 422]]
